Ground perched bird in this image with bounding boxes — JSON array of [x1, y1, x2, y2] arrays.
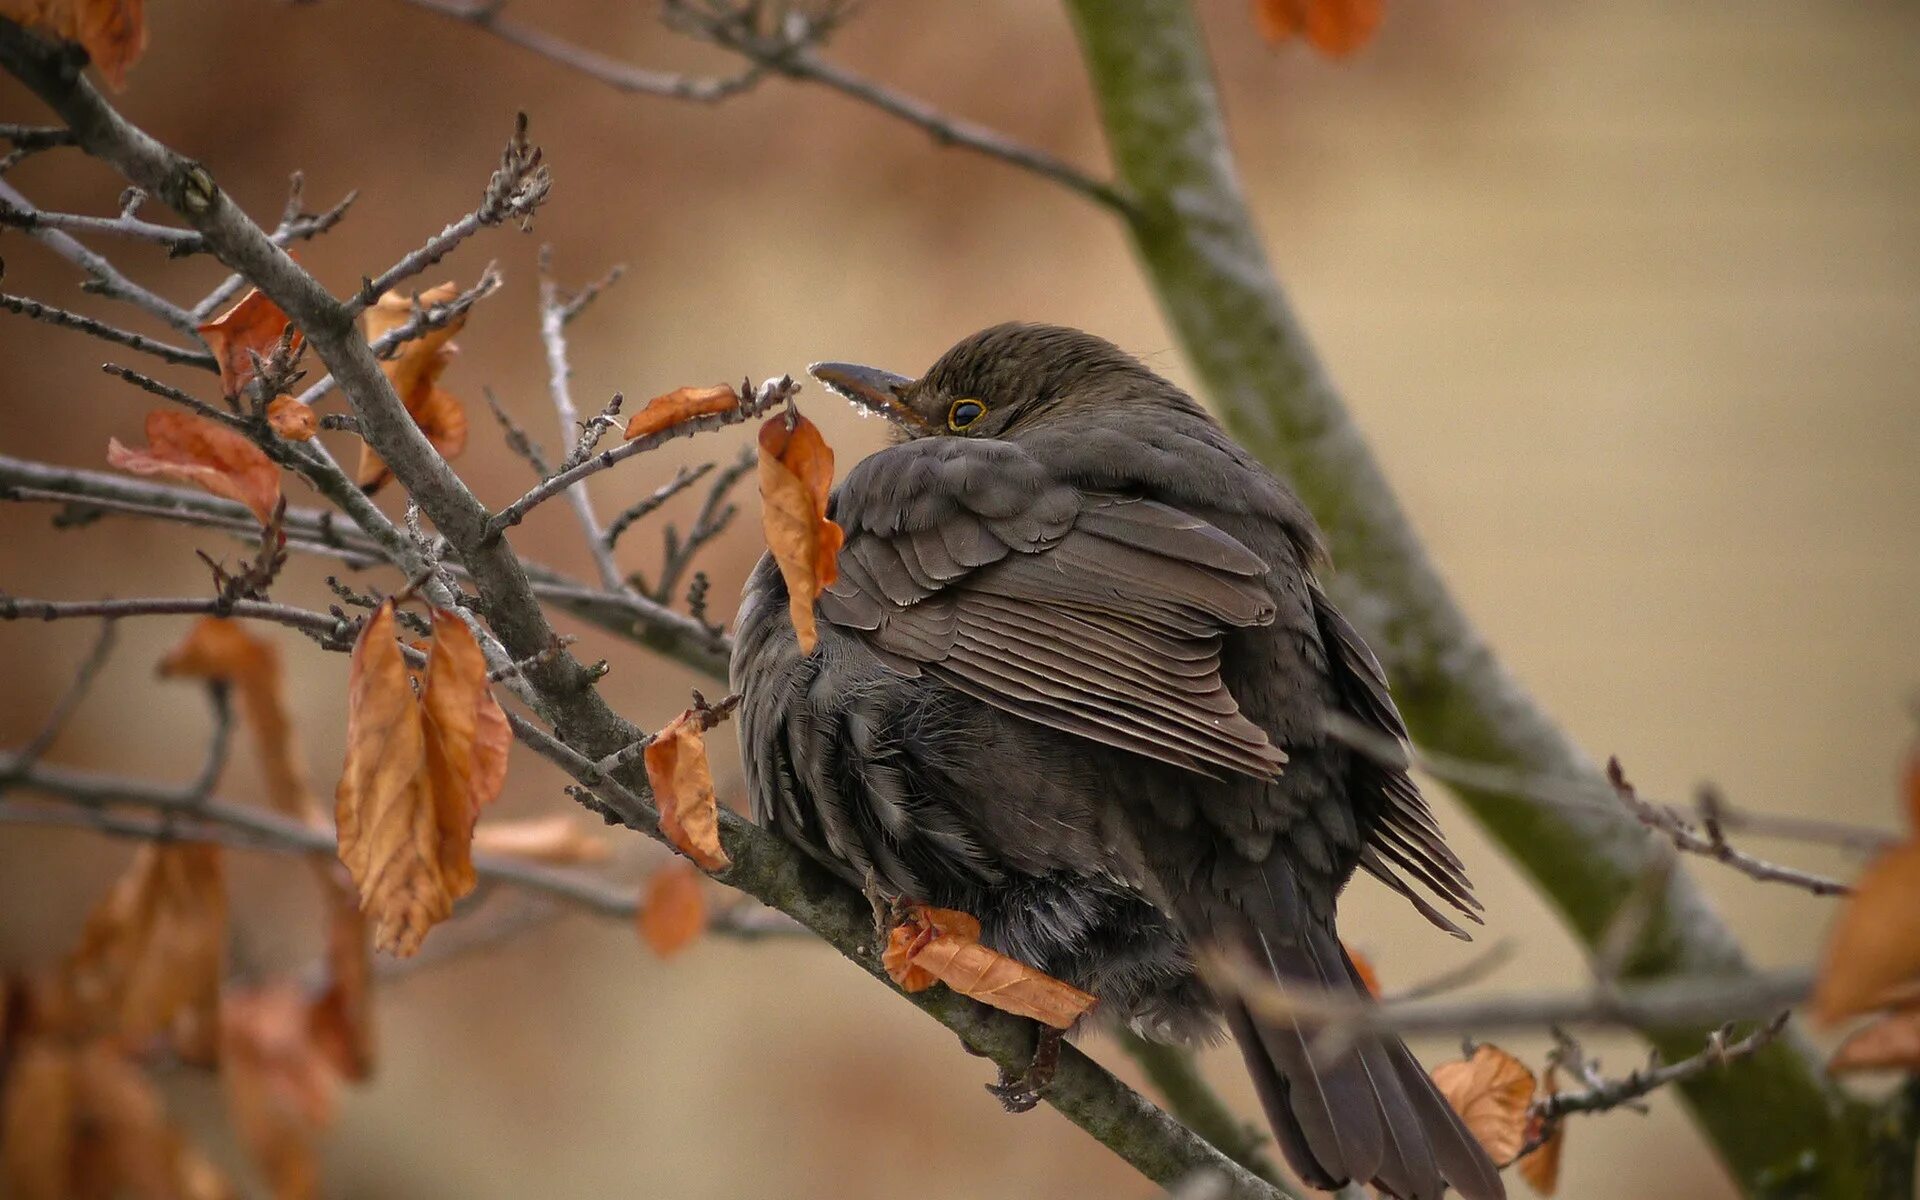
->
[[732, 323, 1502, 1200]]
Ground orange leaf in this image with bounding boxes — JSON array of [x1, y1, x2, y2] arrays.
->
[[1903, 743, 1920, 834], [108, 410, 281, 524], [1516, 1068, 1564, 1195], [198, 287, 301, 401], [1828, 1007, 1920, 1074], [756, 410, 844, 654], [64, 842, 226, 1061], [356, 283, 469, 492], [643, 708, 731, 870], [0, 1038, 78, 1200], [333, 601, 447, 957], [161, 617, 323, 824], [624, 384, 740, 441], [1251, 0, 1382, 56], [73, 1039, 236, 1200], [266, 396, 317, 442], [306, 871, 374, 1082], [1345, 944, 1381, 998], [0, 0, 149, 89], [883, 905, 1095, 1030], [1430, 1043, 1537, 1164], [637, 862, 707, 958], [471, 814, 613, 865], [419, 608, 510, 903], [221, 985, 337, 1200], [1813, 840, 1920, 1023]]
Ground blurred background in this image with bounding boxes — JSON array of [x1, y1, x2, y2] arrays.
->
[[2, 1, 1917, 1197]]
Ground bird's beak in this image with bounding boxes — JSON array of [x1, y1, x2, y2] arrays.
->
[[808, 361, 928, 432]]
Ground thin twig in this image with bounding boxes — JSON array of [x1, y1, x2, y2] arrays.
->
[[14, 619, 118, 768], [101, 362, 247, 426], [0, 178, 201, 336], [0, 595, 357, 646], [604, 460, 711, 549], [0, 291, 216, 368], [191, 177, 359, 321], [291, 265, 503, 408], [535, 254, 625, 590], [1606, 759, 1851, 896]]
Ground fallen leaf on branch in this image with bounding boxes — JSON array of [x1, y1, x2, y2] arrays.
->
[[637, 862, 706, 958], [624, 383, 740, 441], [160, 617, 323, 823], [756, 409, 843, 654], [74, 1039, 236, 1200], [356, 282, 470, 491], [0, 0, 149, 88], [1517, 1069, 1565, 1195], [1431, 1043, 1537, 1164], [198, 287, 302, 401], [1828, 1007, 1920, 1074], [0, 1037, 77, 1200], [108, 410, 281, 524], [471, 814, 613, 865], [65, 842, 226, 1062], [221, 984, 337, 1200], [419, 609, 510, 903], [1345, 943, 1381, 998], [883, 904, 1096, 1030], [1251, 0, 1383, 56], [306, 871, 374, 1082], [643, 709, 730, 870], [266, 396, 317, 442]]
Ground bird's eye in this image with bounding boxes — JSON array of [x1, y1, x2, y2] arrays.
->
[[947, 398, 987, 431]]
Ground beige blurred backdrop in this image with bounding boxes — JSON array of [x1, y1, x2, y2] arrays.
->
[[2, 2, 1917, 1197]]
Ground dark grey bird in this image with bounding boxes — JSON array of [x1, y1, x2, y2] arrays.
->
[[732, 323, 1502, 1200]]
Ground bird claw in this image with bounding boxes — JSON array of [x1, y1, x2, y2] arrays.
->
[[985, 1025, 1062, 1114]]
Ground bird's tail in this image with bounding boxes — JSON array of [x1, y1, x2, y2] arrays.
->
[[1220, 878, 1505, 1200]]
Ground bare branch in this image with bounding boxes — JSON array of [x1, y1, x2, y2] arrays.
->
[[14, 618, 118, 767], [1606, 759, 1852, 896], [101, 361, 247, 425], [0, 290, 216, 368], [290, 265, 503, 408], [0, 177, 201, 336], [1535, 1013, 1792, 1128], [0, 594, 358, 646], [191, 175, 359, 321], [536, 254, 625, 591]]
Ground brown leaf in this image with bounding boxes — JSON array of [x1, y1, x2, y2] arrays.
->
[[0, 0, 149, 89], [265, 396, 317, 442], [1903, 743, 1920, 833], [637, 862, 706, 959], [624, 384, 740, 441], [1813, 840, 1920, 1023], [108, 410, 281, 524], [643, 709, 731, 870], [333, 601, 447, 957], [221, 985, 337, 1200], [160, 617, 322, 824], [1430, 1043, 1537, 1164], [355, 283, 469, 491], [471, 814, 613, 865], [65, 842, 226, 1062], [418, 608, 510, 903], [306, 871, 374, 1082], [1251, 0, 1383, 56], [198, 287, 301, 401], [883, 904, 1096, 1030], [1345, 944, 1381, 999], [756, 410, 844, 654], [1516, 1068, 1564, 1195], [73, 1040, 238, 1200], [1828, 1007, 1920, 1074], [0, 1038, 78, 1200]]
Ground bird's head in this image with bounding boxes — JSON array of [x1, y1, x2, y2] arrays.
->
[[811, 322, 1199, 440]]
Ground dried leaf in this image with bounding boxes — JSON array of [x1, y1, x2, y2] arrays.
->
[[221, 985, 337, 1200], [1828, 1007, 1920, 1075], [883, 904, 1096, 1030], [160, 617, 322, 823], [1430, 1043, 1537, 1164], [643, 709, 730, 870], [637, 862, 706, 959], [1813, 840, 1920, 1023], [0, 1038, 78, 1200], [306, 871, 374, 1082], [756, 410, 844, 654], [0, 0, 148, 88], [418, 608, 510, 903], [355, 283, 469, 491], [1252, 0, 1383, 56], [198, 287, 301, 401], [1904, 743, 1920, 833], [74, 1040, 237, 1200], [1345, 944, 1381, 999], [65, 842, 226, 1061], [266, 396, 317, 442], [624, 384, 740, 441], [333, 601, 447, 957], [1517, 1069, 1564, 1195], [471, 814, 613, 865], [108, 410, 281, 525]]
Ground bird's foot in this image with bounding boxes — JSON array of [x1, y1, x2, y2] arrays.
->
[[985, 1025, 1062, 1114], [861, 871, 905, 941]]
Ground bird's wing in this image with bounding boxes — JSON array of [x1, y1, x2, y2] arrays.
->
[[820, 437, 1289, 781], [1311, 584, 1484, 934]]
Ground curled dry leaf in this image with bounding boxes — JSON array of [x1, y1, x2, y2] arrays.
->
[[624, 383, 740, 441], [1516, 1068, 1565, 1196], [637, 862, 707, 959], [0, 0, 148, 88], [108, 409, 282, 525], [1828, 1007, 1920, 1075], [160, 616, 323, 823], [355, 282, 470, 491], [419, 608, 511, 902], [1813, 841, 1920, 1023], [471, 814, 613, 865], [306, 870, 374, 1082], [65, 842, 226, 1062], [1430, 1043, 1537, 1165], [1251, 0, 1383, 56], [883, 904, 1097, 1030], [756, 409, 844, 654], [266, 396, 318, 442], [0, 1038, 77, 1200], [74, 1040, 237, 1200], [643, 709, 731, 871], [221, 984, 338, 1200], [198, 286, 302, 400]]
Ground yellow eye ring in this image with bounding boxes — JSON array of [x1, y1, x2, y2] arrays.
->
[[947, 398, 986, 431]]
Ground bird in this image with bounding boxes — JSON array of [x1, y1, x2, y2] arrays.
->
[[731, 322, 1503, 1200]]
